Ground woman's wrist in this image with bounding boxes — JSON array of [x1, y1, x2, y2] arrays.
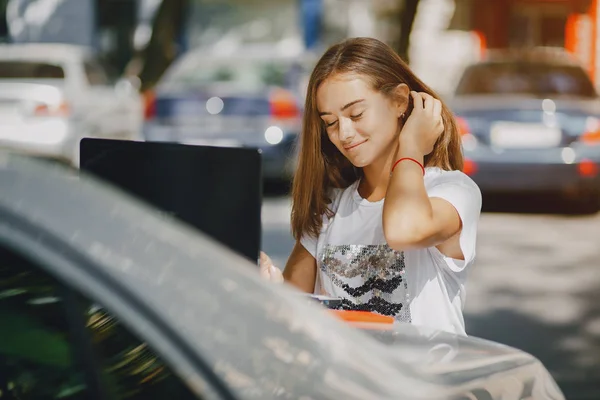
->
[[390, 138, 426, 176], [391, 157, 425, 175], [396, 138, 425, 162]]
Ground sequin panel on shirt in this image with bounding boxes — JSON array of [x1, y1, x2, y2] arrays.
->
[[319, 244, 411, 323]]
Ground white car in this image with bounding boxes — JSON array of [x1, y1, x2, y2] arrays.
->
[[0, 43, 143, 166], [0, 152, 566, 400]]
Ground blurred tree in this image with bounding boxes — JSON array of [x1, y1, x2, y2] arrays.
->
[[136, 0, 189, 92], [0, 0, 9, 42], [97, 0, 137, 75], [397, 0, 420, 63]]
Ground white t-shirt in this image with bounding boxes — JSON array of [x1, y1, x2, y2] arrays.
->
[[300, 167, 482, 335]]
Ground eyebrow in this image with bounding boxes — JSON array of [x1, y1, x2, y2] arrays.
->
[[318, 99, 365, 116]]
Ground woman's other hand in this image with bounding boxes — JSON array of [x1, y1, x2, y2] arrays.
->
[[259, 251, 284, 283]]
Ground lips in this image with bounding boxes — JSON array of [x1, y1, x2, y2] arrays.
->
[[344, 139, 367, 151]]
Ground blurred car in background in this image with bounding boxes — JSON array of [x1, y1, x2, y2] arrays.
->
[[451, 48, 600, 212], [0, 43, 143, 166], [0, 152, 565, 400], [143, 46, 313, 182]]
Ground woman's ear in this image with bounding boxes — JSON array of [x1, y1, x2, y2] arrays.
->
[[393, 83, 410, 117]]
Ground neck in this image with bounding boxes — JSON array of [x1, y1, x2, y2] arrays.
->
[[358, 144, 399, 202]]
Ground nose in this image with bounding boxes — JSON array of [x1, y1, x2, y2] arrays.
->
[[338, 117, 355, 143]]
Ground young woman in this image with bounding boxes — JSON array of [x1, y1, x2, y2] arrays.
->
[[260, 37, 482, 335]]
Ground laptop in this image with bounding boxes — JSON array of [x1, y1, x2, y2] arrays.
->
[[79, 139, 262, 263]]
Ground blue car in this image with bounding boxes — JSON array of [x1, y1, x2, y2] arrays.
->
[[451, 48, 600, 213], [143, 46, 314, 182]]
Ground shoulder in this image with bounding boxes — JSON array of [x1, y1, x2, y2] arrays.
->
[[425, 167, 480, 194], [424, 167, 482, 215]]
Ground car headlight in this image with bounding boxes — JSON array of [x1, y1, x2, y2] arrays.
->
[[461, 133, 478, 151], [264, 126, 284, 145], [580, 117, 600, 145], [456, 116, 478, 151]]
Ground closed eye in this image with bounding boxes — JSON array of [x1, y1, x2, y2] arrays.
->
[[324, 112, 362, 127]]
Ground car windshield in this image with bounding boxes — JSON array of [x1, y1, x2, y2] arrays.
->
[[455, 62, 597, 98], [0, 61, 65, 79], [164, 58, 305, 90], [457, 109, 594, 138]]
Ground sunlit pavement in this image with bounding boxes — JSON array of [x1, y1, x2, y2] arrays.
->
[[261, 192, 600, 400]]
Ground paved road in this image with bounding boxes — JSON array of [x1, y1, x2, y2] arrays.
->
[[261, 193, 600, 400]]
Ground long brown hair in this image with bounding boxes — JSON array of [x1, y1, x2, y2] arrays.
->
[[291, 37, 463, 241]]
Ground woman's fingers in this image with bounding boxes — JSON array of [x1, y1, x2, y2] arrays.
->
[[269, 265, 284, 283], [411, 91, 423, 112], [432, 98, 442, 120], [260, 251, 273, 278], [260, 251, 284, 283], [421, 92, 434, 115]]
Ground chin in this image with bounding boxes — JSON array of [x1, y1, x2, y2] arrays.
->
[[347, 156, 371, 168]]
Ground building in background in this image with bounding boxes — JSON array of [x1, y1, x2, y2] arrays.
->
[[6, 0, 597, 94], [452, 0, 590, 49], [565, 0, 600, 86], [450, 0, 600, 88], [3, 0, 138, 74], [182, 0, 305, 56]]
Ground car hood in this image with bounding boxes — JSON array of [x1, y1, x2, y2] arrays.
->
[[364, 324, 560, 394], [0, 81, 66, 102]]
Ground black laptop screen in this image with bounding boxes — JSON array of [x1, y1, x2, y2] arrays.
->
[[79, 139, 262, 263]]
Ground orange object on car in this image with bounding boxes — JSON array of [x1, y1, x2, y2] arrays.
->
[[329, 310, 394, 324]]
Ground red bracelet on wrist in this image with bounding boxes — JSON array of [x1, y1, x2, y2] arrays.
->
[[391, 157, 425, 175]]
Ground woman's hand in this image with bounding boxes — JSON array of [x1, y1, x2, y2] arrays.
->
[[260, 251, 284, 283], [399, 91, 444, 156]]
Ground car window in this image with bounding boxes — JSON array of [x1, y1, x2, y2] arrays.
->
[[84, 60, 110, 86], [0, 246, 90, 399], [164, 58, 302, 90], [0, 245, 205, 400], [0, 61, 65, 79], [456, 109, 594, 139], [86, 306, 202, 400], [455, 62, 598, 98]]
